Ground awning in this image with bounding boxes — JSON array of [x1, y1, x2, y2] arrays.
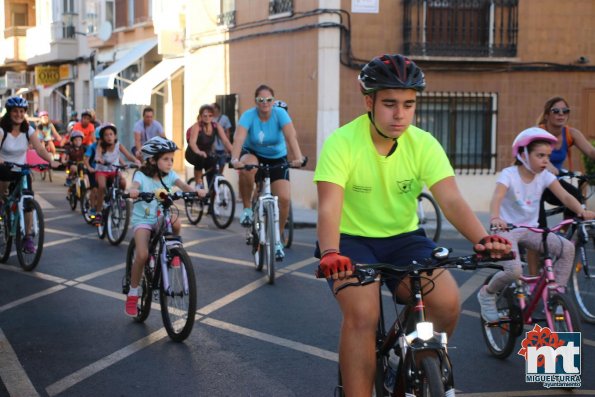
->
[[93, 39, 157, 90], [41, 79, 74, 98], [122, 58, 184, 105]]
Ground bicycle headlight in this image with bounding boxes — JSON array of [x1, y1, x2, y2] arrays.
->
[[416, 322, 434, 341]]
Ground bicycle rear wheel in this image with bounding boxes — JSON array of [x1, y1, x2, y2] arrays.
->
[[417, 192, 442, 243], [159, 246, 197, 342], [210, 179, 235, 229], [571, 242, 595, 323], [281, 202, 294, 248], [549, 293, 581, 333], [0, 210, 12, 263], [184, 178, 204, 225], [107, 196, 130, 245], [124, 239, 152, 322], [480, 277, 522, 359], [16, 199, 44, 271], [264, 201, 276, 284]]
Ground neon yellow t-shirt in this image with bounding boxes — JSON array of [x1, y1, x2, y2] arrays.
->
[[314, 114, 454, 237]]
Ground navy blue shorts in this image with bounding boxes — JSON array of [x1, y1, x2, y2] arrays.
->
[[316, 229, 437, 294]]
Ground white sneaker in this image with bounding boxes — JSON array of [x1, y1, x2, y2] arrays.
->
[[477, 285, 499, 322]]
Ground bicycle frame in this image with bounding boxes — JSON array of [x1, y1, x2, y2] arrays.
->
[[4, 168, 40, 238], [504, 219, 577, 330], [254, 174, 281, 248]]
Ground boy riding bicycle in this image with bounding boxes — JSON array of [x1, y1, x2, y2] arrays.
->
[[313, 54, 511, 396]]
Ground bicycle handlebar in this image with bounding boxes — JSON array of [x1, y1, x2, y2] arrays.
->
[[238, 156, 308, 171], [2, 162, 49, 171], [491, 218, 575, 234], [96, 161, 139, 170], [315, 247, 514, 280], [557, 171, 595, 181], [123, 190, 199, 203]]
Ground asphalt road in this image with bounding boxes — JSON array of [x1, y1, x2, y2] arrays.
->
[[0, 173, 593, 397]]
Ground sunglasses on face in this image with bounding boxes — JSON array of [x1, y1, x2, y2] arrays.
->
[[550, 107, 570, 115], [255, 97, 274, 103]]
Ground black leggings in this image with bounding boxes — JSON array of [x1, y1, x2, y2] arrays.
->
[[538, 179, 583, 227]]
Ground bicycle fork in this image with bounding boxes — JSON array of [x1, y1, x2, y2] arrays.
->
[[160, 240, 190, 296], [18, 195, 38, 237], [256, 196, 281, 247]]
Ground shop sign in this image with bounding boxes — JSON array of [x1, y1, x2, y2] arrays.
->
[[35, 65, 60, 86]]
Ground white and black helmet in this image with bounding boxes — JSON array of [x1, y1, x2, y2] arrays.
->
[[140, 136, 178, 160]]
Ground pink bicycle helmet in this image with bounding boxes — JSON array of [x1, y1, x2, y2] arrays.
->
[[512, 127, 557, 157], [39, 111, 49, 117]]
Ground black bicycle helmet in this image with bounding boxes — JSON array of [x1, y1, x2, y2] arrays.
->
[[5, 96, 28, 110], [141, 136, 178, 160], [358, 54, 426, 94], [274, 100, 288, 112]]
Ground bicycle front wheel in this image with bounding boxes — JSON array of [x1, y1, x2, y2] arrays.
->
[[159, 246, 197, 342], [211, 179, 235, 229], [417, 192, 442, 243], [0, 210, 12, 263], [125, 239, 152, 322], [16, 199, 44, 271], [571, 243, 595, 323], [82, 189, 94, 224], [264, 201, 276, 284], [68, 187, 77, 210], [549, 293, 581, 333], [416, 356, 445, 397], [281, 202, 294, 249], [107, 196, 130, 245], [480, 277, 522, 359], [97, 208, 107, 239]]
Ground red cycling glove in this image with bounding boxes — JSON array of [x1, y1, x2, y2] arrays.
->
[[477, 235, 511, 247], [318, 252, 353, 278], [474, 234, 513, 259]]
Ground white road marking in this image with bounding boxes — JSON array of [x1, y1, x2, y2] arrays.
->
[[45, 214, 75, 222], [45, 328, 170, 397], [74, 263, 125, 283], [187, 251, 253, 267], [35, 194, 54, 210], [202, 317, 338, 362], [0, 285, 66, 313], [43, 237, 82, 249], [198, 277, 268, 316], [0, 328, 39, 397]]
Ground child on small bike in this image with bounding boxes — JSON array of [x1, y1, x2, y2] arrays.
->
[[93, 123, 140, 224], [478, 127, 595, 322], [125, 136, 206, 317], [62, 131, 86, 187]]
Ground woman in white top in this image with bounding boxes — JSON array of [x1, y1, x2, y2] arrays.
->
[[0, 97, 59, 253]]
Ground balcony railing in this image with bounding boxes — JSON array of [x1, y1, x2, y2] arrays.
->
[[269, 0, 293, 17], [4, 26, 29, 38], [217, 10, 236, 27], [404, 0, 518, 58]]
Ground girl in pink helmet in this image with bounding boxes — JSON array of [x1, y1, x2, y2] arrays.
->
[[477, 127, 595, 322]]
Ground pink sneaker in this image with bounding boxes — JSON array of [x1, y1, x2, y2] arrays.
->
[[125, 295, 139, 317]]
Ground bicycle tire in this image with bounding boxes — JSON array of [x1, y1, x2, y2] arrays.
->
[[571, 242, 595, 323], [97, 208, 107, 239], [184, 178, 204, 225], [81, 189, 94, 224], [479, 276, 521, 359], [264, 201, 276, 284], [124, 239, 152, 322], [282, 202, 294, 249], [107, 196, 130, 245], [68, 187, 77, 210], [159, 246, 197, 342], [417, 192, 442, 243], [416, 356, 445, 397], [252, 219, 264, 271], [210, 179, 235, 229], [16, 199, 44, 271], [0, 211, 12, 263], [548, 293, 582, 333]]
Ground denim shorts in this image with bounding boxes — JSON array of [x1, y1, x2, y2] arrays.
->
[[316, 229, 437, 294]]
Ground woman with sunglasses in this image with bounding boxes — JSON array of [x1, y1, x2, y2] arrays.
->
[[230, 84, 305, 260], [537, 96, 595, 227]]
